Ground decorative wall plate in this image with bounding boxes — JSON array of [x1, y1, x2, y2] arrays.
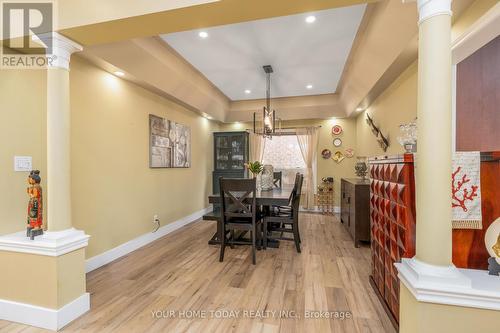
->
[[345, 148, 355, 158], [333, 138, 342, 147], [331, 125, 343, 135], [332, 151, 345, 163], [321, 149, 332, 159]]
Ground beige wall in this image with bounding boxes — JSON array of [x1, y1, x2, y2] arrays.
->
[[0, 69, 47, 235], [0, 56, 217, 259], [355, 62, 417, 157], [220, 117, 358, 207], [0, 248, 86, 309], [70, 56, 217, 258]]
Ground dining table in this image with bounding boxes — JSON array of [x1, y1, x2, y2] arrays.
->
[[205, 185, 294, 247]]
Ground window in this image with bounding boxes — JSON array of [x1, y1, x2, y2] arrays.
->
[[262, 135, 306, 186]]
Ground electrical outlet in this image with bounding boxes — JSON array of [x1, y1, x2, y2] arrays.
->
[[152, 215, 160, 232]]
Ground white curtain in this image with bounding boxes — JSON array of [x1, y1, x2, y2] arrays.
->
[[249, 132, 266, 162], [296, 127, 319, 210]]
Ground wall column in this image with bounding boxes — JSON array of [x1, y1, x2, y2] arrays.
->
[[0, 33, 90, 330], [42, 33, 83, 231], [395, 1, 484, 331], [414, 0, 453, 265]]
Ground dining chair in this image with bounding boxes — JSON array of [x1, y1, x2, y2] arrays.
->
[[274, 172, 300, 215], [273, 171, 282, 188], [219, 177, 263, 265], [264, 173, 303, 253]]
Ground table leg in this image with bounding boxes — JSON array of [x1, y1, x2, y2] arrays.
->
[[208, 218, 222, 245]]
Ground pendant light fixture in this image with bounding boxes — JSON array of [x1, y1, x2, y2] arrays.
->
[[254, 65, 279, 138]]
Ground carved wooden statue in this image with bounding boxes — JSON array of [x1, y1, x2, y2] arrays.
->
[[27, 170, 43, 240]]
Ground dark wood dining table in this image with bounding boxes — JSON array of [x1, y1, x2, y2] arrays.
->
[[205, 185, 294, 247]]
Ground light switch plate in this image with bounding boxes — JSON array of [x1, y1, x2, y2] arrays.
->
[[14, 156, 32, 172]]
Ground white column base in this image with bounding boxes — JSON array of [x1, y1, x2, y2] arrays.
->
[[0, 293, 90, 331], [0, 228, 90, 256], [396, 257, 500, 311]]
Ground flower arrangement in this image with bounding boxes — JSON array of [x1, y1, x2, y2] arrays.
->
[[245, 161, 263, 177]]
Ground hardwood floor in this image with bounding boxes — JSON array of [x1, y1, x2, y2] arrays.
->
[[0, 213, 395, 333]]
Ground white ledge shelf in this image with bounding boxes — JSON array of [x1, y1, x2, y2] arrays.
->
[[396, 257, 500, 311], [0, 228, 90, 257]]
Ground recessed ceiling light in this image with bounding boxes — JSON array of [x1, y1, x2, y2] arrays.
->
[[198, 31, 209, 38], [114, 71, 125, 77], [305, 15, 316, 23], [244, 89, 251, 94], [306, 84, 313, 89]]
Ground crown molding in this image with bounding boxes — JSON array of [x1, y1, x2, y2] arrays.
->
[[451, 3, 500, 64]]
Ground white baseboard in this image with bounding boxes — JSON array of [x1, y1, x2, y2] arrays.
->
[[85, 206, 212, 273], [0, 292, 90, 331]]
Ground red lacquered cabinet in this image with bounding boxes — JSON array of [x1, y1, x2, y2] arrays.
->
[[368, 154, 416, 326]]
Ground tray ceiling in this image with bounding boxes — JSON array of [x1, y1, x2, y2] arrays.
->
[[161, 4, 366, 101]]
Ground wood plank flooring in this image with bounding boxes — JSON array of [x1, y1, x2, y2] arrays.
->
[[0, 213, 395, 333]]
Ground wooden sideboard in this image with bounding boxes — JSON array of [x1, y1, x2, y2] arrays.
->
[[368, 154, 416, 326], [340, 178, 371, 247]]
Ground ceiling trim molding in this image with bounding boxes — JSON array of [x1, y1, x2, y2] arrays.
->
[[154, 37, 230, 101], [336, 3, 376, 101], [226, 93, 344, 122], [81, 37, 230, 121], [451, 2, 500, 64], [340, 0, 483, 118], [59, 0, 378, 46], [161, 5, 367, 101]]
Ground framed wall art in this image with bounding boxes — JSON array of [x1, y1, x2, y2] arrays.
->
[[149, 114, 191, 168]]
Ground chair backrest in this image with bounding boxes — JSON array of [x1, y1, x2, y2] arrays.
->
[[273, 171, 282, 188], [287, 172, 301, 203], [219, 178, 257, 223], [290, 174, 304, 217]]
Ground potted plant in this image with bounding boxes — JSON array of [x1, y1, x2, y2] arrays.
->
[[245, 161, 263, 178]]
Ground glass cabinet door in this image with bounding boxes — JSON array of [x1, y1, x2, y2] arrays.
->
[[214, 133, 247, 171], [230, 135, 245, 170], [215, 136, 230, 170]]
